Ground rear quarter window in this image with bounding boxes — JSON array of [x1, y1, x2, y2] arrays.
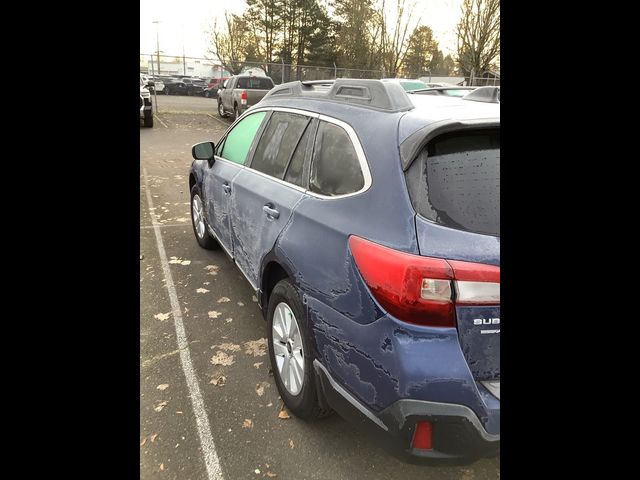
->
[[309, 121, 364, 196], [404, 129, 500, 236]]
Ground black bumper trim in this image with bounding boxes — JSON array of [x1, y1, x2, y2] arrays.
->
[[313, 359, 499, 459]]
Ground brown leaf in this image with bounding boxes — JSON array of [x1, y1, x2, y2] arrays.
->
[[154, 400, 169, 412], [266, 473, 277, 478], [243, 338, 268, 357], [289, 439, 294, 449], [140, 437, 147, 447], [210, 351, 235, 366], [242, 418, 253, 428], [253, 362, 263, 369], [213, 343, 241, 352], [255, 381, 270, 397], [160, 463, 165, 471], [278, 409, 291, 420], [156, 384, 169, 391], [210, 375, 226, 386], [217, 296, 231, 303], [150, 433, 159, 443], [208, 310, 222, 319], [196, 288, 210, 294]]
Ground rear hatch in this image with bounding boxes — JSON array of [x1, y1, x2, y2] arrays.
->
[[404, 128, 500, 385]]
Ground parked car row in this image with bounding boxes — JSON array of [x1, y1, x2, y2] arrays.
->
[[189, 78, 500, 460]]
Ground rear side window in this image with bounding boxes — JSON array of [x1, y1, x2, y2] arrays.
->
[[310, 121, 364, 196], [219, 111, 267, 165], [284, 121, 314, 188], [236, 77, 274, 89], [251, 112, 310, 179], [405, 129, 500, 236]]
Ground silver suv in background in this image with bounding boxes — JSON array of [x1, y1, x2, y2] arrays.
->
[[140, 74, 153, 128]]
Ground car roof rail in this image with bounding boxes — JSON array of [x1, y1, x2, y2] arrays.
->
[[262, 79, 415, 112], [462, 86, 500, 103]]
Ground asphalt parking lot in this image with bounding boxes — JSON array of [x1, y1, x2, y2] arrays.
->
[[140, 95, 500, 479]]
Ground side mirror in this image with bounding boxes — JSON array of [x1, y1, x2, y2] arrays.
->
[[192, 141, 216, 167]]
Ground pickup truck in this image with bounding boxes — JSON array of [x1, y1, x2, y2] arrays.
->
[[216, 75, 275, 120]]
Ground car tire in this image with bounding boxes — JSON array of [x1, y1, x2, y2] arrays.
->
[[233, 105, 239, 121], [218, 101, 228, 118], [267, 279, 333, 421], [190, 185, 219, 250], [143, 110, 154, 128]]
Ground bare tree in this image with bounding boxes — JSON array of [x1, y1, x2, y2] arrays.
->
[[379, 0, 420, 78], [455, 0, 500, 77], [208, 12, 252, 75]]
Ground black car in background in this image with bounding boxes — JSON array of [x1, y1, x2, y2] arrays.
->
[[162, 76, 207, 96]]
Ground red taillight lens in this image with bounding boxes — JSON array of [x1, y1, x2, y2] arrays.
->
[[349, 236, 500, 327], [240, 90, 248, 100], [412, 421, 433, 450]]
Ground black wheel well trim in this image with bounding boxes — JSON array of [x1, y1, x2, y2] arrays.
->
[[259, 251, 297, 319]]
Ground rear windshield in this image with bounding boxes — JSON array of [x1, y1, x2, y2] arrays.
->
[[236, 77, 274, 89], [404, 129, 500, 236]]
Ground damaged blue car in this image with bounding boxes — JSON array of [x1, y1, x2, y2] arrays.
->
[[189, 79, 500, 460]]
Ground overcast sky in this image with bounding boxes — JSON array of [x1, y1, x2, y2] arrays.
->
[[140, 0, 463, 60]]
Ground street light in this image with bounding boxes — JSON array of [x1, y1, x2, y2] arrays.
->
[[152, 20, 161, 75]]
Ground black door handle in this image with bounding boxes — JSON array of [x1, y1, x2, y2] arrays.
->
[[263, 205, 280, 219]]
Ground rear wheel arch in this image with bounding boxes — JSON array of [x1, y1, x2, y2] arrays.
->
[[260, 261, 290, 319], [189, 172, 196, 192]]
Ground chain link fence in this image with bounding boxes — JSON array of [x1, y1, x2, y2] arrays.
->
[[140, 54, 497, 91]]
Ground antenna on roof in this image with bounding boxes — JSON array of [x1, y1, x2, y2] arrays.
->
[[462, 86, 500, 104]]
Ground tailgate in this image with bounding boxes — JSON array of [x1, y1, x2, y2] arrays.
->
[[247, 89, 270, 105], [405, 127, 500, 383]]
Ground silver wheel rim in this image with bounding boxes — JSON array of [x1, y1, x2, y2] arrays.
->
[[272, 302, 304, 396], [192, 194, 205, 239]]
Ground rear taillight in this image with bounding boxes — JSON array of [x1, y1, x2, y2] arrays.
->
[[240, 90, 248, 104], [412, 421, 433, 450], [349, 236, 500, 327]]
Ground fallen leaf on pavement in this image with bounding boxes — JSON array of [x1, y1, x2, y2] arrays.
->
[[210, 351, 235, 366], [157, 384, 169, 391], [154, 400, 169, 412], [237, 301, 245, 307], [180, 260, 191, 266], [225, 318, 233, 323], [278, 409, 291, 420], [243, 418, 253, 428], [150, 433, 159, 443], [154, 312, 171, 321], [213, 343, 241, 352], [160, 463, 164, 471], [205, 265, 220, 275], [140, 437, 147, 447], [217, 296, 231, 303], [253, 362, 263, 369], [266, 473, 277, 478], [252, 295, 258, 302], [208, 311, 222, 319], [243, 338, 268, 357], [210, 375, 226, 386], [289, 439, 294, 449], [255, 381, 270, 397], [196, 288, 210, 294], [255, 469, 261, 474]]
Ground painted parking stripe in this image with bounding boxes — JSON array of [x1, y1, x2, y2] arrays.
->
[[206, 113, 231, 127], [154, 113, 169, 128], [143, 168, 224, 480]]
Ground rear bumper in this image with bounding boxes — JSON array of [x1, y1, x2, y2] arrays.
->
[[314, 359, 499, 460]]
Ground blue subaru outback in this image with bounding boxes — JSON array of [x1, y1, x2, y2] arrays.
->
[[189, 80, 500, 460]]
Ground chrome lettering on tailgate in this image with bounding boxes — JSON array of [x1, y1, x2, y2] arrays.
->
[[473, 318, 500, 334]]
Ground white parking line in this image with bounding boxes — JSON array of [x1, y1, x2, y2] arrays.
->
[[154, 114, 169, 128], [143, 168, 224, 480], [206, 113, 231, 127]]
